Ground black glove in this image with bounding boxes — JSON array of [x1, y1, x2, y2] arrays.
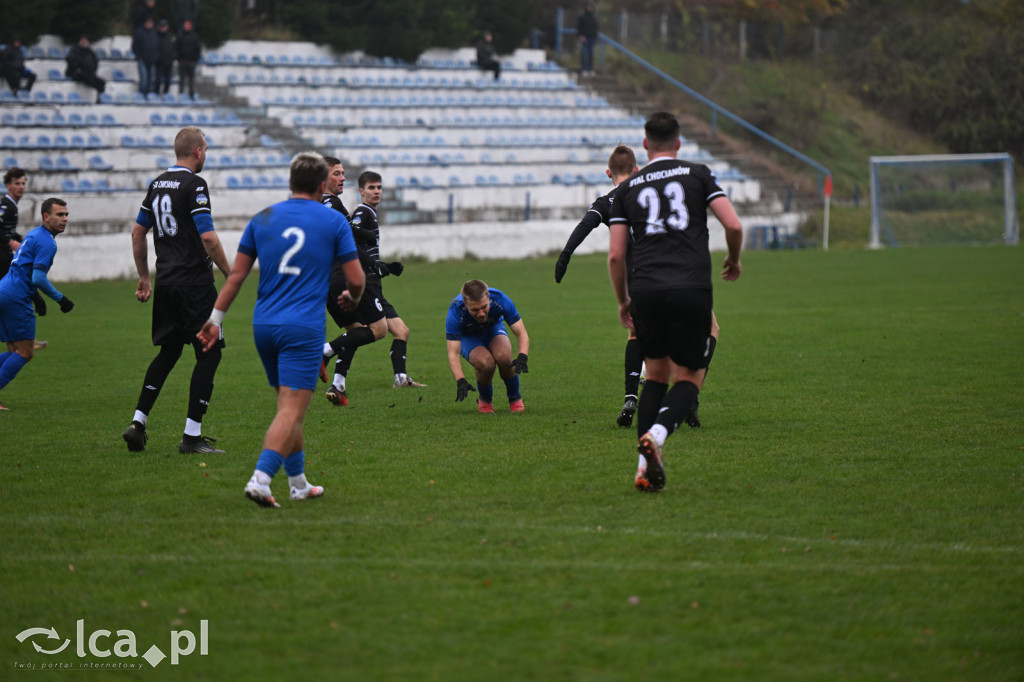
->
[[59, 296, 74, 313], [385, 261, 404, 277], [512, 353, 528, 374], [33, 293, 47, 316], [455, 377, 475, 402], [554, 252, 570, 283], [376, 261, 391, 277]]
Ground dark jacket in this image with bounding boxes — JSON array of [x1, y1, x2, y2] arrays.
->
[[132, 25, 159, 64], [176, 30, 201, 65], [156, 30, 176, 65], [0, 43, 27, 74], [578, 10, 598, 39], [65, 44, 99, 78], [476, 38, 497, 66]]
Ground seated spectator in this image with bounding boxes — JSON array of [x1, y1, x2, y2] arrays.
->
[[1, 36, 36, 93], [65, 35, 106, 102], [475, 31, 500, 81]]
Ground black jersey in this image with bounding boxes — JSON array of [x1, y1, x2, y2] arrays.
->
[[0, 194, 19, 247], [138, 167, 215, 286], [349, 204, 381, 276], [609, 158, 726, 292], [321, 192, 350, 220]]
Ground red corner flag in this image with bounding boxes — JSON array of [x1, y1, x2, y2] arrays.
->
[[824, 175, 833, 197]]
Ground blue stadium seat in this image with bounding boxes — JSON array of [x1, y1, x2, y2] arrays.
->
[[61, 179, 77, 193], [56, 156, 76, 171], [38, 156, 56, 171], [4, 157, 19, 169], [89, 155, 113, 171], [77, 179, 94, 191]]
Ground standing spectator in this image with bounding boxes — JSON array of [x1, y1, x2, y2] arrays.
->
[[122, 127, 232, 454], [197, 152, 365, 508], [475, 31, 500, 81], [135, 0, 156, 29], [577, 2, 599, 76], [171, 0, 200, 35], [132, 17, 159, 95], [607, 111, 743, 492], [175, 19, 201, 99], [65, 35, 106, 102], [155, 19, 176, 95], [1, 36, 36, 93], [1, 168, 47, 322], [0, 198, 75, 412], [446, 279, 530, 413]]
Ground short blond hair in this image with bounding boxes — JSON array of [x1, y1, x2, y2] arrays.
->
[[173, 127, 206, 161]]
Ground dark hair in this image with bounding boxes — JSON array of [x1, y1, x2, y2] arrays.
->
[[644, 111, 680, 150], [462, 279, 489, 302], [358, 170, 382, 189], [607, 144, 636, 178], [323, 156, 342, 166], [41, 197, 67, 218], [3, 167, 26, 185], [289, 151, 328, 194]]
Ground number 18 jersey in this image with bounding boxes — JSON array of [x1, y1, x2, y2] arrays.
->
[[609, 157, 726, 292], [137, 166, 215, 286]]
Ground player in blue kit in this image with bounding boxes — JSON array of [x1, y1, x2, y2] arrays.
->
[[0, 198, 75, 411], [197, 152, 365, 508], [445, 279, 530, 413]]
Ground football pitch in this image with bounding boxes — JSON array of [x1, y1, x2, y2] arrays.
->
[[2, 245, 1022, 680]]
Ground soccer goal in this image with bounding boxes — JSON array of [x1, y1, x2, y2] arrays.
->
[[869, 153, 1019, 248]]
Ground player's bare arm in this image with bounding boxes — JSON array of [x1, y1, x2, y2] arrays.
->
[[130, 222, 151, 302], [200, 230, 232, 278], [710, 196, 743, 281]]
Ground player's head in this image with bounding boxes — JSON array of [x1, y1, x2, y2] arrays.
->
[[643, 111, 682, 155], [462, 279, 491, 322], [607, 145, 637, 184], [41, 197, 69, 235], [174, 127, 208, 172], [358, 170, 383, 208], [323, 155, 345, 195], [289, 151, 329, 196], [4, 167, 27, 200]]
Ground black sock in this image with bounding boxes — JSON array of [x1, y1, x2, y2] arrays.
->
[[636, 380, 667, 438], [703, 335, 717, 382], [187, 344, 221, 423], [330, 325, 376, 356], [136, 344, 183, 415], [336, 345, 356, 376], [655, 381, 699, 439], [390, 339, 408, 375], [624, 338, 643, 398]]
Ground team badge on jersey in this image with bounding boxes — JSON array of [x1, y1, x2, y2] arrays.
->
[[196, 193, 208, 206], [352, 216, 362, 225]]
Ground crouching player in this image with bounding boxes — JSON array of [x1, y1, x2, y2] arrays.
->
[[445, 279, 529, 413]]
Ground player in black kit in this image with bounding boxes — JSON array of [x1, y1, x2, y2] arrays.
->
[[2, 168, 49, 338], [319, 157, 387, 406], [608, 112, 743, 492], [342, 170, 424, 389], [122, 127, 232, 454]]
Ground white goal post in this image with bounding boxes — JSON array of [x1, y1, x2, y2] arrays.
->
[[869, 153, 1019, 249]]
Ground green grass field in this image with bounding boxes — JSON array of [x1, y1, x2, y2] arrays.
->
[[2, 245, 1022, 681]]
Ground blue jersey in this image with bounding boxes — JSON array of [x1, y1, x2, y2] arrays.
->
[[445, 288, 521, 340], [238, 198, 358, 331], [0, 225, 57, 303]]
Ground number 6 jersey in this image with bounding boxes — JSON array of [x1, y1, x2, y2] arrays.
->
[[608, 158, 726, 292], [136, 165, 216, 286]]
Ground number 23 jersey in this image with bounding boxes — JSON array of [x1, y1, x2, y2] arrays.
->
[[609, 158, 726, 292], [137, 166, 215, 286]]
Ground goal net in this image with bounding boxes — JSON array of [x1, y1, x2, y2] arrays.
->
[[869, 153, 1018, 248]]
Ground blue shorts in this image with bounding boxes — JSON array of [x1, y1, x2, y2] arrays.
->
[[459, 324, 508, 361], [253, 323, 322, 391], [0, 293, 35, 343]]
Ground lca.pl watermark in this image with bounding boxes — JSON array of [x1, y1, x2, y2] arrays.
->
[[14, 619, 208, 669]]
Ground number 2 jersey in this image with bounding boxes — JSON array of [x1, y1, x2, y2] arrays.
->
[[608, 157, 726, 292], [136, 166, 216, 286]]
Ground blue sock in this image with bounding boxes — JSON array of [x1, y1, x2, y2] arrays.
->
[[503, 374, 520, 401], [0, 352, 29, 391], [0, 352, 10, 367], [255, 449, 284, 478], [477, 382, 493, 403], [283, 450, 305, 477]]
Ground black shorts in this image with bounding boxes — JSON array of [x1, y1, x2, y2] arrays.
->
[[327, 277, 386, 329], [630, 287, 713, 371], [152, 283, 223, 348]]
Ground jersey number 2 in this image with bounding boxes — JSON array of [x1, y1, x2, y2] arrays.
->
[[278, 226, 305, 276], [638, 181, 690, 235]]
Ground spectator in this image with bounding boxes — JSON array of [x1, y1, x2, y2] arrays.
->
[[132, 17, 158, 94], [64, 36, 106, 102], [155, 19, 175, 95], [171, 0, 200, 36], [135, 0, 156, 29], [475, 31, 500, 81], [1, 36, 36, 93], [577, 2, 599, 76], [176, 19, 201, 99]]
